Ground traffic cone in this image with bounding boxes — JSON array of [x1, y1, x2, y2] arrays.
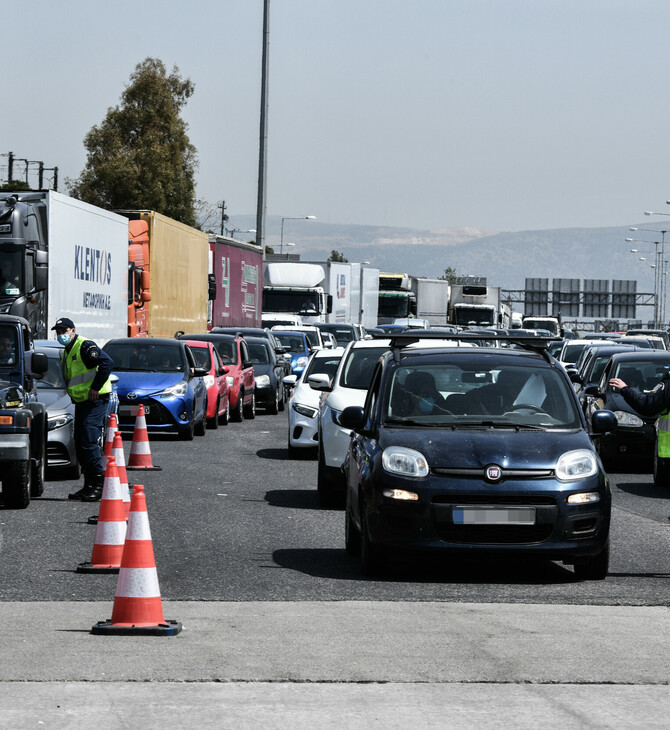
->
[[91, 484, 182, 636], [101, 413, 118, 472], [77, 456, 127, 573], [88, 431, 132, 525], [126, 404, 162, 471]]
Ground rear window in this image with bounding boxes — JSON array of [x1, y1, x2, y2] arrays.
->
[[248, 342, 270, 364]]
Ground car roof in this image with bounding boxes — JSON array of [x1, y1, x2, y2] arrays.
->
[[179, 333, 237, 342], [608, 350, 670, 363], [105, 337, 184, 347]]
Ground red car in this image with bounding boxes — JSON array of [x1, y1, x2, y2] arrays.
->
[[179, 334, 256, 422], [184, 340, 230, 428]]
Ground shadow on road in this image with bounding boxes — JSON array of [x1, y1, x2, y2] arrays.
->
[[272, 548, 576, 585], [265, 489, 320, 510], [256, 448, 295, 461], [615, 481, 670, 501]]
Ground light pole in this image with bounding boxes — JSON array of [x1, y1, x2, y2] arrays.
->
[[228, 228, 256, 240], [626, 235, 661, 327], [280, 215, 316, 255], [630, 225, 668, 326]]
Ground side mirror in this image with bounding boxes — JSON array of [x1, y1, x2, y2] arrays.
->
[[307, 373, 332, 392], [583, 385, 600, 397], [193, 366, 209, 377], [592, 409, 618, 434], [284, 374, 297, 386], [243, 361, 253, 370], [339, 405, 366, 431], [567, 369, 582, 384], [30, 352, 48, 375]]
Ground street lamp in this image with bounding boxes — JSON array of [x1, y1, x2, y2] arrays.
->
[[629, 225, 668, 326], [280, 215, 316, 255], [228, 228, 256, 239]]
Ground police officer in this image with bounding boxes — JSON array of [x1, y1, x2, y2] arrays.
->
[[52, 317, 114, 501], [610, 370, 670, 482]]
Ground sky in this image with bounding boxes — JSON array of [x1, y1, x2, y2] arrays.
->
[[6, 0, 670, 234]]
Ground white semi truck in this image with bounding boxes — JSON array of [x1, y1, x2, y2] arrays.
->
[[448, 283, 510, 329]]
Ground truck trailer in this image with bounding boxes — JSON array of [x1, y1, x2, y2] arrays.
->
[[122, 211, 209, 337], [410, 277, 450, 326], [0, 191, 128, 343]]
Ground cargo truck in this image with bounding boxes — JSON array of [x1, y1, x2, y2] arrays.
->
[[522, 314, 563, 337], [0, 191, 128, 343], [122, 211, 209, 337], [208, 234, 263, 329], [410, 277, 450, 326], [377, 273, 417, 324], [448, 283, 511, 329]]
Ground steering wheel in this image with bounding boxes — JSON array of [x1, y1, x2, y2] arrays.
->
[[509, 403, 546, 414]]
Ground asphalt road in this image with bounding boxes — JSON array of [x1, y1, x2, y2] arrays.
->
[[0, 407, 668, 605]]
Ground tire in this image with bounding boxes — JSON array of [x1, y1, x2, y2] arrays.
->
[[179, 419, 195, 441], [207, 398, 220, 430], [653, 452, 670, 487], [232, 390, 244, 422], [573, 541, 609, 581], [244, 390, 256, 420], [31, 451, 45, 498], [345, 501, 361, 556], [278, 387, 285, 412], [194, 398, 207, 437], [3, 460, 31, 509], [360, 506, 384, 577], [219, 398, 230, 426], [317, 444, 344, 509], [268, 388, 280, 415]]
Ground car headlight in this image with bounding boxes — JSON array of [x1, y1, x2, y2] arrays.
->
[[203, 375, 215, 388], [293, 402, 318, 418], [226, 376, 235, 387], [555, 449, 598, 481], [48, 413, 73, 431], [161, 380, 189, 398], [294, 357, 308, 371], [382, 446, 429, 478], [255, 375, 270, 387], [613, 410, 643, 427]]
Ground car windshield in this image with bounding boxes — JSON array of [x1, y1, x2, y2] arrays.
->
[[305, 354, 343, 380], [190, 347, 212, 371], [105, 342, 185, 372], [612, 361, 670, 392], [318, 325, 355, 345], [0, 325, 19, 367], [274, 333, 306, 353], [340, 347, 388, 390], [214, 340, 237, 365], [248, 342, 270, 364], [36, 356, 65, 389], [385, 361, 581, 429]]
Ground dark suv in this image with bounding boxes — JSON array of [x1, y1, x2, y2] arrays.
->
[[340, 333, 617, 580]]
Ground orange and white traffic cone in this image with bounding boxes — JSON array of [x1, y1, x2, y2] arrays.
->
[[77, 456, 127, 573], [91, 484, 181, 636], [126, 404, 162, 471], [101, 413, 118, 472], [111, 431, 132, 519]]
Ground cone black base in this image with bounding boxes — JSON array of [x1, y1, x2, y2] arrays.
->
[[91, 619, 182, 636], [76, 562, 120, 574], [126, 465, 162, 471], [87, 515, 98, 525]]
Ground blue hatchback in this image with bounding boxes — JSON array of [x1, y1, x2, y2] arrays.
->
[[341, 333, 618, 581], [103, 338, 208, 440]]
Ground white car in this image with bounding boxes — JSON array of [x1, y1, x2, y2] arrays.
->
[[286, 348, 344, 455], [558, 339, 614, 369], [312, 336, 476, 507]]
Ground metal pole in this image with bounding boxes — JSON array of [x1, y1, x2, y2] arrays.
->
[[255, 0, 270, 252], [280, 217, 285, 255]]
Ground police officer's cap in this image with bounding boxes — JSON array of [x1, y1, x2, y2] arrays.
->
[[51, 317, 75, 331]]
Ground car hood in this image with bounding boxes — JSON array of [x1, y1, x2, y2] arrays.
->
[[113, 371, 186, 396], [37, 389, 72, 412], [292, 381, 321, 409], [252, 363, 272, 377], [379, 427, 592, 470]]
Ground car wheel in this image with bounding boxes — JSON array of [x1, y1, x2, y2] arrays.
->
[[219, 397, 230, 426], [573, 540, 609, 581], [232, 390, 244, 422], [195, 410, 207, 437], [317, 443, 343, 509], [2, 459, 31, 509], [278, 386, 285, 412], [207, 398, 220, 430], [345, 500, 361, 556], [244, 390, 256, 420], [179, 419, 195, 440], [31, 451, 45, 498], [653, 452, 670, 487], [360, 505, 384, 577], [268, 388, 280, 415]]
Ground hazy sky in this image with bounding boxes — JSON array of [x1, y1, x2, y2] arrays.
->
[[6, 0, 670, 233]]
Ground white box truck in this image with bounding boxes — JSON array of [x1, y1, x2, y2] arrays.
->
[[410, 277, 450, 326], [0, 191, 128, 343]]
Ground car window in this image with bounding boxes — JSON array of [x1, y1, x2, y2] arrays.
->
[[339, 347, 388, 390], [275, 333, 307, 353], [386, 362, 581, 428], [613, 361, 670, 392], [306, 355, 343, 379], [319, 325, 355, 345], [216, 340, 237, 364], [302, 330, 319, 348], [190, 346, 212, 371], [36, 356, 65, 388], [0, 325, 18, 366], [248, 342, 270, 364]]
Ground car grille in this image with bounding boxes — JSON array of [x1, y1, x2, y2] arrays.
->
[[119, 400, 174, 427], [431, 494, 557, 506], [432, 467, 554, 480], [436, 524, 554, 544], [47, 442, 71, 465]]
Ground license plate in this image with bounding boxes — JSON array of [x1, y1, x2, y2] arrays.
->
[[120, 405, 150, 417], [452, 506, 536, 525]]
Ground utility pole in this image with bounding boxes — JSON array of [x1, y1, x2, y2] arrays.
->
[[218, 200, 228, 235], [255, 0, 270, 251]]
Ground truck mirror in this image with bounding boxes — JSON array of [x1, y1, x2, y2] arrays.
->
[[410, 300, 417, 316], [140, 291, 152, 302], [31, 352, 48, 375], [140, 270, 151, 290], [34, 267, 48, 293], [326, 294, 333, 314], [208, 273, 217, 301]]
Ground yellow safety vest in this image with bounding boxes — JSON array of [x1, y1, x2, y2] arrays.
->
[[62, 336, 111, 403], [658, 408, 670, 458]]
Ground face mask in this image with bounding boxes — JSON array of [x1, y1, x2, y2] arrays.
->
[[418, 396, 435, 414], [57, 333, 71, 346]]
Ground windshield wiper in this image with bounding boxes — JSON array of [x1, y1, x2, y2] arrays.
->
[[385, 417, 436, 427]]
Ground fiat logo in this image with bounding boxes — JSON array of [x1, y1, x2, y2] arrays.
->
[[127, 392, 137, 400], [485, 465, 502, 482]]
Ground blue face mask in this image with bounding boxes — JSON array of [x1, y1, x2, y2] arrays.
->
[[57, 333, 71, 346], [418, 396, 435, 414]]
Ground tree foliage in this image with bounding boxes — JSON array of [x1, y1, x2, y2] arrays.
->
[[328, 249, 348, 262], [67, 58, 198, 226], [0, 180, 31, 192], [438, 266, 459, 284]]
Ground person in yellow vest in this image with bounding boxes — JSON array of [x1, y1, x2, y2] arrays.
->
[[610, 370, 670, 483], [52, 317, 114, 502]]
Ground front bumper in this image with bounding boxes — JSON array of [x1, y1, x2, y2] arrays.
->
[[289, 402, 319, 448], [117, 396, 190, 432]]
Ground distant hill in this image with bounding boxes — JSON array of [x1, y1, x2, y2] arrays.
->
[[227, 215, 656, 294]]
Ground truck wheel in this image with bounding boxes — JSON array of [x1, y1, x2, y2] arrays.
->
[[3, 460, 31, 509], [31, 454, 45, 498]]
